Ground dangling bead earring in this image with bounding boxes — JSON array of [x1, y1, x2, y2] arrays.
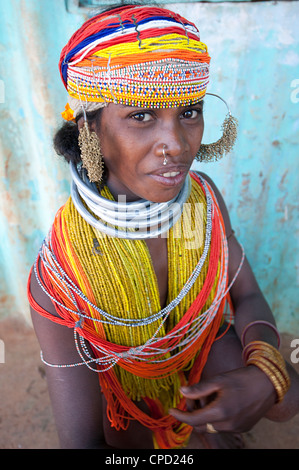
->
[[195, 93, 238, 162], [78, 119, 104, 183], [76, 79, 104, 183]]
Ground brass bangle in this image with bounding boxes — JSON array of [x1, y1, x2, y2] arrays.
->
[[248, 350, 290, 389], [243, 340, 291, 403], [248, 354, 289, 394], [243, 341, 284, 365], [247, 358, 285, 402]]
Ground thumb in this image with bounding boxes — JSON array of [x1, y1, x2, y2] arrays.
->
[[168, 380, 224, 426], [180, 380, 221, 400]]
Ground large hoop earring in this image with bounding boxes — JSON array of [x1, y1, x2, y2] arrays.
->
[[78, 121, 104, 183], [195, 93, 238, 162]]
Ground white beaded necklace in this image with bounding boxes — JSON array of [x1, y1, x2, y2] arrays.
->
[[70, 161, 191, 239]]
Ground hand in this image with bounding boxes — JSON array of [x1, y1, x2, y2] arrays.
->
[[169, 366, 277, 434]]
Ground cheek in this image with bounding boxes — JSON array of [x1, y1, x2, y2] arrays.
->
[[195, 119, 204, 142], [99, 120, 134, 156], [98, 122, 114, 158], [193, 122, 204, 153], [185, 125, 203, 157], [98, 131, 135, 177]]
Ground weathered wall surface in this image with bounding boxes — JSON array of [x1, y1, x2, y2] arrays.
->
[[0, 1, 298, 333]]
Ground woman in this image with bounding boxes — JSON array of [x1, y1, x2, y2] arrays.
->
[[28, 3, 299, 449]]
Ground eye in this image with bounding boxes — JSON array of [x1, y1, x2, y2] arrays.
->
[[131, 112, 153, 122], [181, 108, 202, 119]]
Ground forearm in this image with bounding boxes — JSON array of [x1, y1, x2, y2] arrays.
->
[[227, 236, 280, 349], [232, 295, 299, 421], [233, 291, 280, 348]]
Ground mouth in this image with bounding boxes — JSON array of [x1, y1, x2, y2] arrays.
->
[[149, 165, 189, 187], [160, 171, 181, 178]]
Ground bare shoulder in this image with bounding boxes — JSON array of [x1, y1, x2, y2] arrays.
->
[[29, 259, 98, 373], [28, 265, 106, 449], [197, 171, 233, 237], [29, 259, 61, 319], [28, 260, 76, 365]]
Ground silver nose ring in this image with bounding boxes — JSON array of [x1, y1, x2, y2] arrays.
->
[[162, 145, 168, 166]]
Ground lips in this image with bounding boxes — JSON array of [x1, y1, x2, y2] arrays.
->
[[151, 164, 189, 176], [149, 165, 189, 187]]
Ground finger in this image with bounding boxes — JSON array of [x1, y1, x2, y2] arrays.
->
[[185, 397, 195, 412], [184, 393, 212, 412], [180, 381, 221, 400], [169, 407, 227, 433], [194, 421, 224, 434], [169, 389, 227, 427], [169, 404, 218, 425]]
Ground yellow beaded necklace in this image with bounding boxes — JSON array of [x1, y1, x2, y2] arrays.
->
[[62, 175, 219, 408]]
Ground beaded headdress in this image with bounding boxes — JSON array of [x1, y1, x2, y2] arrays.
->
[[59, 5, 211, 120]]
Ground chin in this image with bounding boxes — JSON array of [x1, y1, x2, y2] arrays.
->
[[147, 189, 181, 204], [124, 179, 184, 204]]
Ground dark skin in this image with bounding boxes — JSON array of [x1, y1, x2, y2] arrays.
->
[[30, 103, 299, 448]]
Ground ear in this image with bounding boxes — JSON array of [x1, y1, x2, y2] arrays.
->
[[77, 117, 98, 134], [77, 116, 85, 131], [89, 120, 98, 133]]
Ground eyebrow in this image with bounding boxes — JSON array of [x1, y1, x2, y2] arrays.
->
[[117, 101, 204, 111]]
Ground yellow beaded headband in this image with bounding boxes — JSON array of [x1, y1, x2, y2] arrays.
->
[[59, 5, 211, 120]]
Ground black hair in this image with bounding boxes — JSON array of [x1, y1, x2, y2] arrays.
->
[[53, 108, 102, 164]]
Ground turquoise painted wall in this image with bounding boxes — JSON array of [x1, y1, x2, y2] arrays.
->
[[0, 1, 298, 333]]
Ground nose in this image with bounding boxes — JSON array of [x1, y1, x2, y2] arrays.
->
[[154, 119, 189, 160]]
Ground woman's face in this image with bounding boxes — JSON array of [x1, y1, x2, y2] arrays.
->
[[93, 102, 204, 203]]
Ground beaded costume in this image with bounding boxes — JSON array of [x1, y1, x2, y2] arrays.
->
[[28, 6, 238, 449], [28, 172, 235, 448]]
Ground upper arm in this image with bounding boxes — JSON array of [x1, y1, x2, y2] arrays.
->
[[29, 268, 106, 448], [199, 172, 263, 304]]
